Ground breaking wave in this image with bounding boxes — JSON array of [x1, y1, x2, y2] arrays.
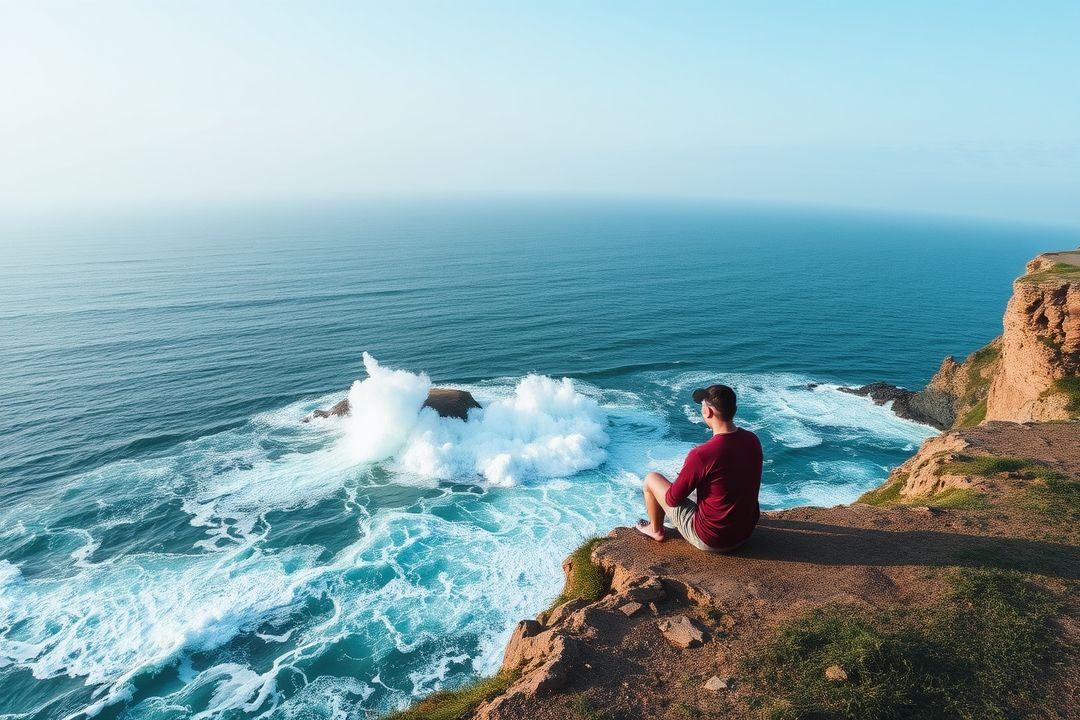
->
[[335, 353, 610, 486]]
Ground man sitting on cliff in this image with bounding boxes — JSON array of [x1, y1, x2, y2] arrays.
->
[[637, 384, 763, 552]]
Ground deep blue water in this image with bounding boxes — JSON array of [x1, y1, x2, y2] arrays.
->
[[1, 200, 1076, 719]]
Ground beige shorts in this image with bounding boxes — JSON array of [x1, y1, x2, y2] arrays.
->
[[665, 498, 747, 553]]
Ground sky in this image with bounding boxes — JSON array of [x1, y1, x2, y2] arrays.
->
[[2, 1, 1079, 226]]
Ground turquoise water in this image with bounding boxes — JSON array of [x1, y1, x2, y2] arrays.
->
[[2, 200, 1076, 719]]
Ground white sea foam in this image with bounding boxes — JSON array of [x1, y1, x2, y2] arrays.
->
[[0, 544, 329, 717], [762, 460, 890, 507], [660, 371, 934, 449], [336, 354, 610, 486], [0, 560, 20, 586]]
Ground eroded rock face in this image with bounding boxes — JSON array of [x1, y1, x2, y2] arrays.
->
[[302, 388, 481, 423], [869, 419, 1080, 503], [850, 248, 1078, 428], [882, 431, 974, 500], [986, 252, 1080, 422]]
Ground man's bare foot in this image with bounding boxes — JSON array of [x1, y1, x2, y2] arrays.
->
[[635, 519, 665, 542]]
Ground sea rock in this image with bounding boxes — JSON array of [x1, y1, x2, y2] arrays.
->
[[423, 388, 482, 420], [302, 387, 481, 423], [618, 601, 643, 617], [838, 381, 913, 407], [838, 382, 951, 429], [658, 614, 705, 649], [825, 665, 849, 682], [304, 398, 350, 421]]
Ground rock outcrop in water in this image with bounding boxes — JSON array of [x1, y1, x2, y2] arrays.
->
[[839, 338, 1002, 429], [845, 248, 1079, 428], [303, 388, 481, 422]]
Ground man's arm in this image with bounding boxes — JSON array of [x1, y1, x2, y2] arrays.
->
[[665, 449, 703, 507]]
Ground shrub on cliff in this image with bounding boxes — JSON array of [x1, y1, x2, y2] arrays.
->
[[549, 536, 609, 609], [383, 669, 519, 720]]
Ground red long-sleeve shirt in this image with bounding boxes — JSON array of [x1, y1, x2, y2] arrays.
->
[[665, 428, 763, 549]]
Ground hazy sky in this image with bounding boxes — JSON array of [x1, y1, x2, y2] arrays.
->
[[3, 1, 1079, 225]]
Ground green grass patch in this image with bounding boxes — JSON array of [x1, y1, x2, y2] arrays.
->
[[944, 455, 1065, 482], [858, 472, 986, 510], [957, 399, 987, 427], [968, 342, 1001, 369], [569, 694, 623, 720], [943, 454, 1078, 526], [924, 487, 989, 510], [1049, 376, 1080, 414], [548, 536, 609, 611], [943, 341, 999, 428], [1019, 261, 1080, 284], [857, 475, 906, 507], [744, 569, 1058, 720], [384, 669, 520, 720], [1022, 472, 1080, 527], [944, 455, 1037, 477]]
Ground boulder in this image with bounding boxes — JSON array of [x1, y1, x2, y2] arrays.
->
[[543, 597, 590, 628], [657, 614, 706, 649], [624, 575, 667, 603], [304, 398, 350, 421], [704, 675, 735, 692], [303, 387, 480, 423], [423, 388, 481, 420], [825, 665, 849, 682]]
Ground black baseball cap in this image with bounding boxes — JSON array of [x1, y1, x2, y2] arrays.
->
[[691, 384, 737, 419]]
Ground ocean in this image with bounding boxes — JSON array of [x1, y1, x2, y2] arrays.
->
[[2, 199, 1076, 719]]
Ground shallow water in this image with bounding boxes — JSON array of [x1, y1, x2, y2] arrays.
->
[[1, 200, 1076, 719]]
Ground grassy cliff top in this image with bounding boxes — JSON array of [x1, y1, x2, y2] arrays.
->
[[1021, 250, 1080, 284]]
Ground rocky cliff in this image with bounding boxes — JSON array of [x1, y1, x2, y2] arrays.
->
[[986, 251, 1080, 422], [845, 249, 1079, 428]]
